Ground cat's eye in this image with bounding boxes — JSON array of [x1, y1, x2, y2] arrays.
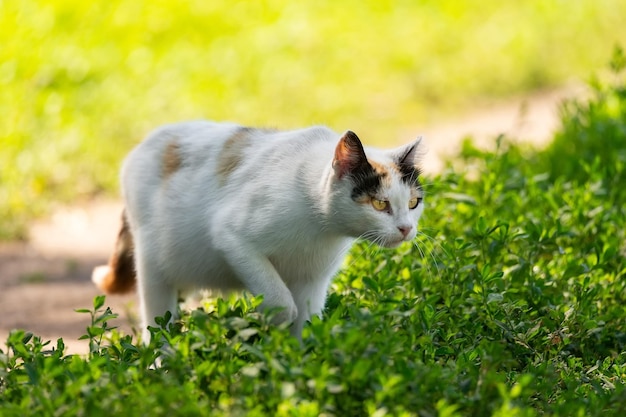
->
[[371, 199, 389, 211], [409, 197, 421, 209]]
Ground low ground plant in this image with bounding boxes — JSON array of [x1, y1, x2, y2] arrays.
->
[[2, 53, 626, 417]]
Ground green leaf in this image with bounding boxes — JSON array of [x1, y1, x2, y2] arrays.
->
[[93, 295, 106, 311], [487, 293, 504, 304]]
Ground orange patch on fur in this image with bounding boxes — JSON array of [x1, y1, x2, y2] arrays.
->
[[354, 194, 373, 204], [217, 128, 252, 183], [162, 140, 181, 179], [383, 160, 405, 175], [369, 160, 393, 188]]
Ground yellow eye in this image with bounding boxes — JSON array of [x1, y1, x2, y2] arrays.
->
[[371, 199, 389, 211], [409, 197, 421, 209]]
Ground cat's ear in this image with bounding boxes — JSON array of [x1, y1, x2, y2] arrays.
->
[[395, 137, 423, 184], [333, 130, 369, 179]]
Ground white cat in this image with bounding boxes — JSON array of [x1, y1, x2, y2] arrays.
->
[[92, 121, 425, 341]]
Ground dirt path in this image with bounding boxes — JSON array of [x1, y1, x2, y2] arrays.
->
[[0, 200, 136, 354], [0, 85, 585, 355]]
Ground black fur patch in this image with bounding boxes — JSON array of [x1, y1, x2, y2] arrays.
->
[[350, 164, 385, 200], [398, 164, 422, 187], [397, 143, 422, 187]]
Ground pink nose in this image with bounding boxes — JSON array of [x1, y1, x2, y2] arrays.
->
[[398, 226, 412, 238]]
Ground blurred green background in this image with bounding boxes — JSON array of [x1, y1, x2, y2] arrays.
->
[[1, 0, 625, 239]]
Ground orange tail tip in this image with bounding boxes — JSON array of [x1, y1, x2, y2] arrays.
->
[[91, 263, 135, 294], [92, 210, 137, 295], [91, 265, 111, 290]]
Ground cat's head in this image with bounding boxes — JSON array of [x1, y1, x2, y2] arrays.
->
[[329, 130, 424, 248]]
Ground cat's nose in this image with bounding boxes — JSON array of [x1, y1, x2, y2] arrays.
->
[[398, 225, 412, 238]]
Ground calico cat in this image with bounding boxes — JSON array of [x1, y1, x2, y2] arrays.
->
[[92, 121, 425, 340]]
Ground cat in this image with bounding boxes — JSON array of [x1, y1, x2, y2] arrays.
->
[[92, 121, 425, 341]]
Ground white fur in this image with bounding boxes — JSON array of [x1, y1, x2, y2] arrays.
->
[[121, 121, 424, 340]]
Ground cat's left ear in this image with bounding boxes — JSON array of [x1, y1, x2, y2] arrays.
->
[[394, 137, 423, 183], [333, 130, 369, 179]]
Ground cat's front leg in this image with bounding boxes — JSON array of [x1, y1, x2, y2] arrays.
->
[[218, 240, 298, 326], [289, 277, 332, 337], [134, 248, 179, 344]]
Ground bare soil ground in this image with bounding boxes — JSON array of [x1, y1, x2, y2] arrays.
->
[[0, 85, 585, 355], [0, 200, 137, 354]]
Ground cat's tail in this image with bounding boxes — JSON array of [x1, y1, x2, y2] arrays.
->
[[91, 210, 136, 294]]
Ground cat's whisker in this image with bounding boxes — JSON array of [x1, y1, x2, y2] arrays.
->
[[416, 230, 450, 262], [412, 232, 447, 278], [329, 239, 364, 272], [326, 230, 381, 273], [410, 238, 435, 278], [342, 230, 386, 271]]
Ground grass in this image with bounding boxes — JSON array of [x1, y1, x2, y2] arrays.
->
[[2, 0, 626, 239], [1, 53, 626, 416]]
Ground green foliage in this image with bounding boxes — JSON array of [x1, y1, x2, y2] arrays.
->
[[2, 62, 626, 416], [2, 0, 626, 238], [541, 46, 626, 191]]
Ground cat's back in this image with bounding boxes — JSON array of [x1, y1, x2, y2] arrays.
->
[[122, 121, 335, 188], [121, 121, 337, 215], [122, 121, 238, 185]]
